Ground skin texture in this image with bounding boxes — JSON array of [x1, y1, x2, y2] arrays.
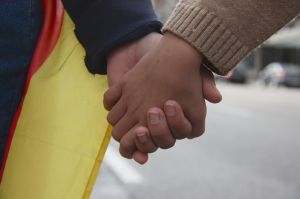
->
[[106, 32, 222, 164]]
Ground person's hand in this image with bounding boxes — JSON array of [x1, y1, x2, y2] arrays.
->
[[107, 33, 221, 103], [106, 32, 221, 163], [131, 66, 219, 164], [107, 33, 162, 86]]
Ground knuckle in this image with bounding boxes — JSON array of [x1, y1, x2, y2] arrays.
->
[[103, 95, 111, 110], [198, 127, 206, 136], [119, 140, 134, 159], [106, 114, 115, 125], [172, 131, 188, 140], [170, 123, 191, 139], [148, 147, 158, 153], [160, 140, 176, 149], [119, 148, 131, 159], [188, 109, 206, 139], [190, 126, 205, 139], [120, 138, 132, 151], [111, 129, 122, 142], [103, 90, 110, 103]]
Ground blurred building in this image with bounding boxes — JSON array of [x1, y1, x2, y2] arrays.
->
[[152, 0, 177, 22], [259, 16, 300, 69]]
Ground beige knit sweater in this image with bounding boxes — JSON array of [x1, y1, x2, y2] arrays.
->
[[162, 0, 300, 75]]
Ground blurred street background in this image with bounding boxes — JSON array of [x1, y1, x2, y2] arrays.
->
[[92, 1, 300, 199], [91, 83, 300, 199]]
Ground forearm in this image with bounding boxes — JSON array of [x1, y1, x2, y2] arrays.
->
[[62, 0, 162, 74], [163, 0, 300, 75]]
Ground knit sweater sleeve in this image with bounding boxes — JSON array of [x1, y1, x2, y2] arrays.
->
[[162, 0, 300, 75]]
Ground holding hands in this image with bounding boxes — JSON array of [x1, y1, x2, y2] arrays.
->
[[104, 32, 222, 164]]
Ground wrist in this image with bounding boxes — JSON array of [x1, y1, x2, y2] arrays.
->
[[162, 32, 203, 66], [157, 32, 203, 73], [107, 32, 162, 66]]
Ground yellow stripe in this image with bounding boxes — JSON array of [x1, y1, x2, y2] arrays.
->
[[0, 14, 111, 199], [83, 125, 111, 199]]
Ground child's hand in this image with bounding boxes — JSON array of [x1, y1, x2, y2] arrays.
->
[[105, 33, 212, 159]]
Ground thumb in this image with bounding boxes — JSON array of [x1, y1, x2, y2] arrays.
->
[[202, 67, 222, 103]]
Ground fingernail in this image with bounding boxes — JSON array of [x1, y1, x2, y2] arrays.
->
[[137, 132, 148, 144], [149, 112, 160, 125], [165, 103, 176, 117]]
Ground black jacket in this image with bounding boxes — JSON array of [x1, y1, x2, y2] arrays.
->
[[62, 0, 162, 74]]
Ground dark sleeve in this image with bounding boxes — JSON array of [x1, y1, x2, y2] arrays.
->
[[62, 0, 162, 74]]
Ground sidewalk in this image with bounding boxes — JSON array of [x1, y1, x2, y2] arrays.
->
[[91, 163, 131, 199]]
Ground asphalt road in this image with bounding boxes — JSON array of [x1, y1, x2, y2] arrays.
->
[[91, 83, 300, 199]]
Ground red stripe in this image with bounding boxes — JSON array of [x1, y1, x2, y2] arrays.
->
[[0, 0, 64, 182]]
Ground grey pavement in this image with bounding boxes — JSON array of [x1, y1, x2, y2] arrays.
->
[[91, 164, 131, 199], [91, 83, 300, 199]]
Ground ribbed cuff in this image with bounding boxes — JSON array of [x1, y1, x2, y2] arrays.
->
[[162, 2, 249, 75]]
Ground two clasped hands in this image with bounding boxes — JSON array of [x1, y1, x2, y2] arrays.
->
[[104, 32, 222, 164]]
